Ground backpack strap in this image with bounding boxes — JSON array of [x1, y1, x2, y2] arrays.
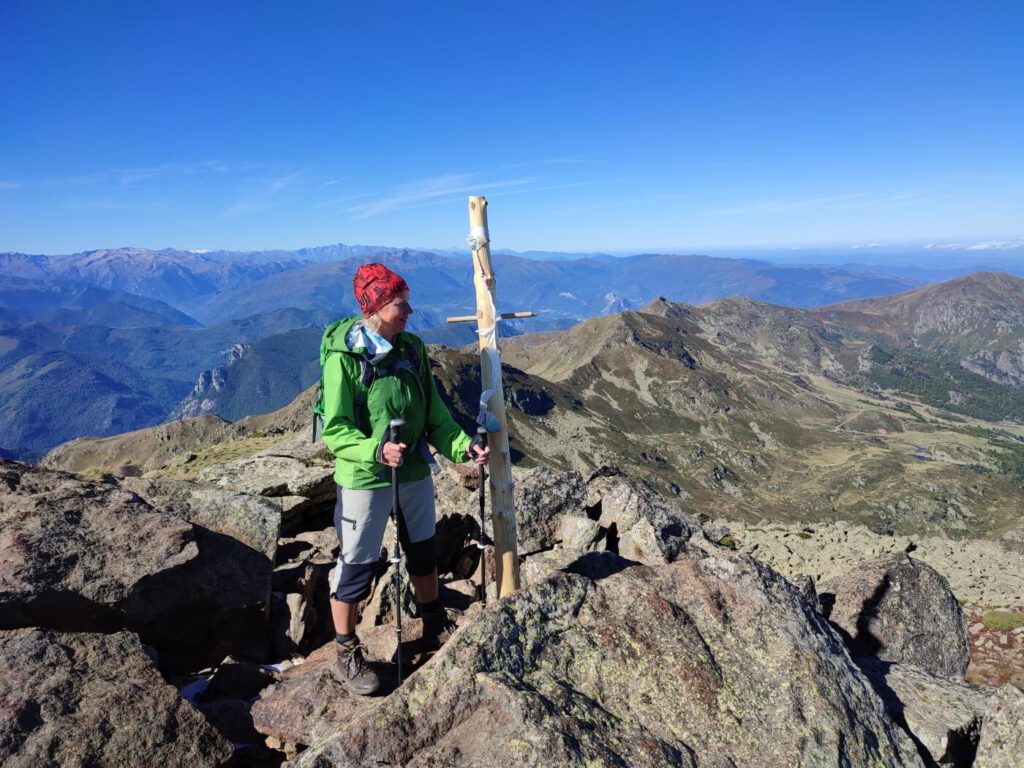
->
[[312, 383, 324, 443], [404, 340, 423, 379], [358, 356, 375, 388], [360, 338, 425, 393], [311, 363, 328, 444]]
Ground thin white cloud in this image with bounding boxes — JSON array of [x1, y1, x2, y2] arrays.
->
[[42, 160, 249, 188], [540, 154, 600, 166], [0, 180, 19, 190], [344, 174, 540, 219], [42, 171, 109, 188], [705, 192, 871, 216], [925, 239, 1024, 251], [500, 155, 601, 171], [114, 161, 224, 184], [703, 160, 761, 169], [703, 190, 938, 217], [315, 191, 377, 208], [840, 191, 938, 212], [486, 180, 595, 200], [61, 196, 166, 212], [223, 171, 304, 217], [552, 189, 705, 216], [318, 179, 339, 189]]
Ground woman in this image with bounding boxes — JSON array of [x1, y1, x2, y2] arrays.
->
[[319, 262, 489, 695]]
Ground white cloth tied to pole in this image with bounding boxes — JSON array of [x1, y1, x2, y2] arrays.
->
[[466, 228, 490, 253], [477, 322, 498, 345], [468, 227, 502, 432], [476, 348, 502, 432]]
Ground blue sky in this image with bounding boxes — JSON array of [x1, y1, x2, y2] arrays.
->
[[1, 1, 1022, 255]]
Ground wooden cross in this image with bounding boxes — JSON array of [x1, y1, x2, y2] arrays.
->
[[446, 196, 534, 598]]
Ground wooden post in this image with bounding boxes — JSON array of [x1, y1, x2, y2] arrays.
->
[[468, 195, 521, 597]]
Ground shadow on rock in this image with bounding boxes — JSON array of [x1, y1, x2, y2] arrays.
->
[[563, 551, 641, 580]]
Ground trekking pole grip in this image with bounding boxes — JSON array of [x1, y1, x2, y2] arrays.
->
[[472, 424, 488, 455], [475, 425, 488, 486]]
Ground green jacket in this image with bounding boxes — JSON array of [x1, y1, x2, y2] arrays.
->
[[319, 316, 472, 489]]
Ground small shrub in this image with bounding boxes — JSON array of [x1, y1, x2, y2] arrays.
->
[[982, 610, 1024, 631], [717, 534, 737, 550]]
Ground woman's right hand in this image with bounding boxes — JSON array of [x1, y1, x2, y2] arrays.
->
[[380, 441, 407, 468]]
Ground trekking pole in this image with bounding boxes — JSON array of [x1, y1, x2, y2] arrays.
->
[[389, 417, 406, 684], [475, 426, 488, 606]]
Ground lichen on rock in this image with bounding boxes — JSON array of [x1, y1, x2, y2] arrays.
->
[[294, 550, 924, 767]]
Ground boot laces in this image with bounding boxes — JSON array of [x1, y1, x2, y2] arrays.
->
[[341, 642, 369, 677]]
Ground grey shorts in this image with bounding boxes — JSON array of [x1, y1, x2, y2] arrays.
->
[[332, 476, 436, 565]]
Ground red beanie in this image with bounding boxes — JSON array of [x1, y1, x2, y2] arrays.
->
[[352, 263, 408, 317]]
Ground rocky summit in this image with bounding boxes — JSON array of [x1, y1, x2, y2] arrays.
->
[[0, 629, 232, 767], [2, 420, 1021, 766], [292, 550, 923, 767]]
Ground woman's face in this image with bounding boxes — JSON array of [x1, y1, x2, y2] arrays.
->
[[375, 290, 413, 339]]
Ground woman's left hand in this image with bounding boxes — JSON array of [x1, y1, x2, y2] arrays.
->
[[467, 443, 490, 466]]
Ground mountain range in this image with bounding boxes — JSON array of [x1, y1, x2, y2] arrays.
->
[[16, 264, 1024, 767], [497, 284, 1024, 542], [40, 270, 1024, 548], [1, 243, 1022, 459]]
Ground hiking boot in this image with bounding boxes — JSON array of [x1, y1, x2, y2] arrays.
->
[[420, 606, 458, 651], [336, 640, 380, 696]]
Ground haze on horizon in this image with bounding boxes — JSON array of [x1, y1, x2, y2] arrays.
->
[[1, 2, 1022, 256]]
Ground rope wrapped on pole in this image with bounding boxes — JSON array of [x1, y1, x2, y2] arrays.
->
[[468, 195, 521, 598]]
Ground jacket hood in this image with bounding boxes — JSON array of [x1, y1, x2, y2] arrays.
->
[[319, 315, 362, 364]]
